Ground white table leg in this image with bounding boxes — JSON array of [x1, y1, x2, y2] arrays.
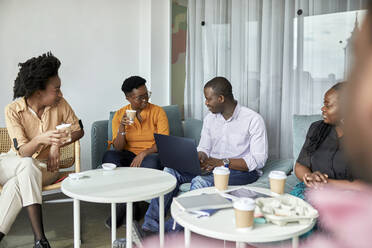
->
[[292, 236, 299, 248], [127, 202, 133, 248], [159, 194, 164, 248], [111, 203, 116, 244], [73, 199, 80, 248], [184, 227, 191, 248], [236, 242, 246, 248]]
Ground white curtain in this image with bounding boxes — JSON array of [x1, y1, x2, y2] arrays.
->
[[185, 0, 367, 159]]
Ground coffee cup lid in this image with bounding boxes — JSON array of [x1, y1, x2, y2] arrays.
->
[[233, 197, 255, 211], [269, 170, 287, 179], [56, 123, 71, 129], [126, 109, 136, 112], [213, 166, 230, 175]]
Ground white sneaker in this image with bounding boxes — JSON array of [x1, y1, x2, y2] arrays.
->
[[132, 221, 143, 248], [113, 221, 144, 248]]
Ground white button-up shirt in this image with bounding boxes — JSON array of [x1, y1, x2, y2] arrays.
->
[[197, 103, 268, 172]]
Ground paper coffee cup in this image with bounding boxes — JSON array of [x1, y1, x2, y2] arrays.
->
[[213, 166, 230, 191], [126, 110, 136, 124], [56, 123, 72, 143], [269, 171, 287, 195], [234, 197, 255, 230]]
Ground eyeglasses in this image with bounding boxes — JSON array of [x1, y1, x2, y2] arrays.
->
[[132, 91, 152, 102]]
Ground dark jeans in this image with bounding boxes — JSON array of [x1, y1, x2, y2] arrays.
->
[[142, 167, 259, 232], [102, 150, 163, 170]]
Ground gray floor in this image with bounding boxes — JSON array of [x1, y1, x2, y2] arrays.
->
[[3, 193, 117, 248]]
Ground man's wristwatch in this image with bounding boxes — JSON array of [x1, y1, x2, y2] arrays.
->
[[223, 158, 230, 168], [118, 131, 126, 136]]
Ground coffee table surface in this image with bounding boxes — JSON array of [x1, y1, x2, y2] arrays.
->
[[62, 167, 177, 203], [171, 186, 316, 243]]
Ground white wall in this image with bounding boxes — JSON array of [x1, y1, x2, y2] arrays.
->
[[139, 0, 171, 105], [0, 0, 171, 170]]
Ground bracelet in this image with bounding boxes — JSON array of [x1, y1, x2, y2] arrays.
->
[[118, 131, 126, 136]]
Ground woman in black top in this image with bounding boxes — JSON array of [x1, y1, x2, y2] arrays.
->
[[293, 82, 364, 197]]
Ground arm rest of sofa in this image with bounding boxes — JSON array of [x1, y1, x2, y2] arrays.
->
[[183, 118, 203, 145], [91, 120, 109, 169]]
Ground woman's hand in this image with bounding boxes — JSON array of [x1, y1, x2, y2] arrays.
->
[[47, 144, 60, 172], [37, 130, 64, 146], [120, 114, 132, 127], [303, 171, 328, 188], [130, 152, 146, 167]]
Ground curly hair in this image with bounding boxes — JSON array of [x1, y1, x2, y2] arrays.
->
[[13, 52, 61, 99], [121, 76, 146, 95]]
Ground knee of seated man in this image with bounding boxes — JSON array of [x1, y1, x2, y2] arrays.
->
[[163, 167, 178, 176], [190, 176, 209, 190]]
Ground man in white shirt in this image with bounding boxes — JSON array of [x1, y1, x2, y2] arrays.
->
[[142, 77, 268, 233]]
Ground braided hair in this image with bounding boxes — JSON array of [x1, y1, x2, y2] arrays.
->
[[13, 52, 61, 100], [305, 82, 345, 154]]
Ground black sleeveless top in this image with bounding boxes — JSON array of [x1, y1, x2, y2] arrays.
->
[[297, 120, 353, 180]]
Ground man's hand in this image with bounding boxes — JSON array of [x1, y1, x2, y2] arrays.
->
[[204, 157, 224, 172], [198, 151, 209, 170], [198, 151, 208, 163], [130, 152, 146, 167], [47, 144, 60, 172], [303, 171, 328, 188], [37, 130, 64, 146]]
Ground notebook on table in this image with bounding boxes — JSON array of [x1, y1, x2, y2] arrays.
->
[[173, 193, 233, 212]]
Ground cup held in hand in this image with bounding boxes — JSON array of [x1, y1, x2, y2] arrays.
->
[[56, 123, 72, 143], [269, 171, 287, 195], [126, 110, 136, 124], [213, 166, 230, 191]]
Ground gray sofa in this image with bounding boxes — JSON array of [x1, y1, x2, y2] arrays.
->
[[91, 105, 321, 194]]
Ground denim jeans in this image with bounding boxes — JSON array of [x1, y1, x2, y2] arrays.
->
[[102, 150, 163, 170], [142, 167, 259, 232]]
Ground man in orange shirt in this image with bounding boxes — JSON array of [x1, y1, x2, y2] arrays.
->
[[103, 76, 169, 228]]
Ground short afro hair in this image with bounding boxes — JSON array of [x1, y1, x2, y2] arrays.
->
[[13, 52, 61, 99], [204, 77, 234, 100], [121, 76, 146, 95]]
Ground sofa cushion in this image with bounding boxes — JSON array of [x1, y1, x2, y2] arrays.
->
[[183, 119, 203, 145], [284, 174, 300, 193], [162, 105, 183, 137], [108, 111, 116, 142], [292, 115, 322, 162]]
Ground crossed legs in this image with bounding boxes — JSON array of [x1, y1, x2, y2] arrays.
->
[[0, 155, 48, 245]]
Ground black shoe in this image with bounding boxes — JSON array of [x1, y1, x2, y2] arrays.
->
[[34, 238, 51, 248], [105, 203, 126, 229]]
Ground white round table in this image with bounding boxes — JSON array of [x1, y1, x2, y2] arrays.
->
[[171, 186, 316, 248], [62, 167, 176, 248]]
